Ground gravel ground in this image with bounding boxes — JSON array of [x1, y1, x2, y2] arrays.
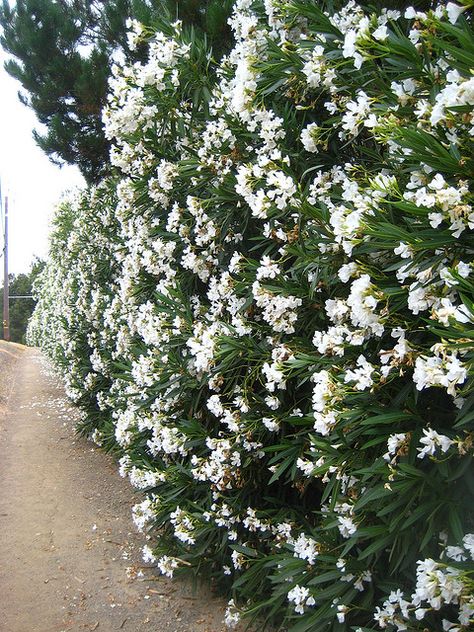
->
[[0, 340, 26, 414], [0, 344, 254, 632]]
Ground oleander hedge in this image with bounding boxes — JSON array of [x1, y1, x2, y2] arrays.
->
[[29, 1, 474, 629]]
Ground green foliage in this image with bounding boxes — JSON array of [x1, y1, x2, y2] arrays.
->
[[0, 0, 110, 182], [161, 0, 235, 51], [0, 0, 234, 183], [29, 2, 474, 631], [1, 258, 44, 343]]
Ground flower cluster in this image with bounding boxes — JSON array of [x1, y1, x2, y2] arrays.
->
[[29, 1, 474, 630]]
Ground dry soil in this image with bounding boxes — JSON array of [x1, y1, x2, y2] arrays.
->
[[0, 344, 246, 632]]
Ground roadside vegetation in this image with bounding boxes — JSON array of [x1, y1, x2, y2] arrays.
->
[[0, 258, 44, 343], [25, 1, 474, 630]]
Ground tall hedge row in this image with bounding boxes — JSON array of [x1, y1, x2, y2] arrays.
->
[[28, 1, 474, 629]]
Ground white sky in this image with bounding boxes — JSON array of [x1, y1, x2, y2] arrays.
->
[[0, 46, 85, 280]]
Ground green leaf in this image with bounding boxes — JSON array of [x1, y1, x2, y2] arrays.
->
[[358, 534, 393, 561], [355, 485, 391, 511]]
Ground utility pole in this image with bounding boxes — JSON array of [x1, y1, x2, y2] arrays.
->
[[3, 195, 9, 342]]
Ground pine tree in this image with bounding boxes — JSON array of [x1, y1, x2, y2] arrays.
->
[[0, 258, 45, 343], [1, 1, 110, 183], [0, 0, 234, 184], [163, 0, 234, 52]]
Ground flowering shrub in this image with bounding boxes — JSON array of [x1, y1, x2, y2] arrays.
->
[[29, 1, 474, 630]]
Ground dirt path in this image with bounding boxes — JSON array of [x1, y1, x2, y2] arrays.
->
[[0, 346, 237, 632], [0, 340, 26, 414]]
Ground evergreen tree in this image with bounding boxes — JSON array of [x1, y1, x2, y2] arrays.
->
[[1, 1, 111, 183], [162, 0, 234, 50], [0, 0, 234, 184], [1, 258, 45, 344]]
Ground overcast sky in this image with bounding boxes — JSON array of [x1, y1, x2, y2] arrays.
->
[[0, 46, 85, 281]]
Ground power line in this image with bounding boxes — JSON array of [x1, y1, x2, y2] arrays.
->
[[0, 181, 4, 276], [2, 194, 9, 341], [0, 183, 4, 277], [0, 177, 4, 248]]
